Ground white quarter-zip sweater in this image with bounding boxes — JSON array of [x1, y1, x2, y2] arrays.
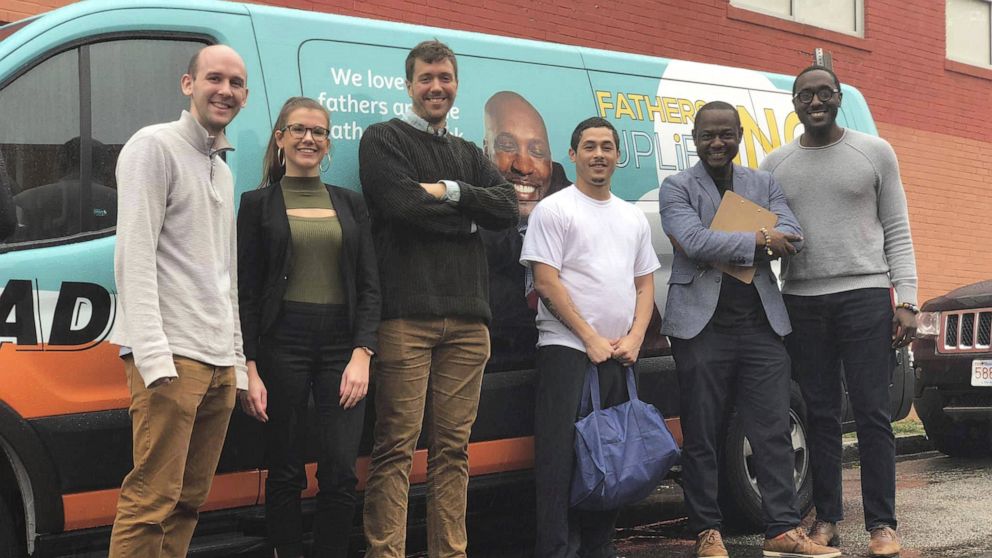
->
[[112, 110, 248, 390]]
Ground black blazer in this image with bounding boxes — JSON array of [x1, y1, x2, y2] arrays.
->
[[237, 181, 381, 361]]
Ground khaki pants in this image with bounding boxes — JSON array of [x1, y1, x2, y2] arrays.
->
[[108, 356, 237, 558], [363, 317, 490, 558]]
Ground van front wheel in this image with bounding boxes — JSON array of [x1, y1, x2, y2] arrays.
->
[[0, 494, 25, 558], [718, 384, 813, 532]]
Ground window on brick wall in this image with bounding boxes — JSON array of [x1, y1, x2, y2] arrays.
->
[[731, 0, 864, 37], [947, 0, 992, 67]]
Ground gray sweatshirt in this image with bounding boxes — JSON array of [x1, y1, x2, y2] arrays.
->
[[760, 129, 918, 306], [111, 111, 248, 389]]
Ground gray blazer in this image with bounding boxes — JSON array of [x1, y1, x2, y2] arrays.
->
[[659, 162, 803, 339]]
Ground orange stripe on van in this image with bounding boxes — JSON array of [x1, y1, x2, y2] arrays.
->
[[60, 416, 681, 530], [666, 417, 683, 447], [260, 436, 535, 502], [62, 470, 262, 530], [0, 342, 129, 418], [63, 436, 539, 530]]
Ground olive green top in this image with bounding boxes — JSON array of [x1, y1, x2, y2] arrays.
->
[[280, 176, 344, 305]]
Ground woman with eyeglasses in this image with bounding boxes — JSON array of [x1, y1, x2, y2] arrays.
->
[[237, 96, 380, 558]]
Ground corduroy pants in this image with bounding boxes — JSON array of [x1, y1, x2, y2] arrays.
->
[[109, 355, 236, 558], [362, 316, 490, 558]]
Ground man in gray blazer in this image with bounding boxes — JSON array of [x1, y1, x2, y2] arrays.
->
[[660, 101, 836, 558]]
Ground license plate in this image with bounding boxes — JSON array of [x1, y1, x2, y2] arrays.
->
[[972, 360, 992, 387]]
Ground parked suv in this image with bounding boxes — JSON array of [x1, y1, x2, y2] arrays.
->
[[912, 280, 992, 457]]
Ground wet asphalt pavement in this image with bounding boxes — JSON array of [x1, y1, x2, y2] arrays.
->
[[240, 452, 992, 557], [462, 453, 992, 557]]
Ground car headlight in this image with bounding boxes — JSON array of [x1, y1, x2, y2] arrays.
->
[[916, 311, 940, 338]]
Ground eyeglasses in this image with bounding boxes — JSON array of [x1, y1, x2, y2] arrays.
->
[[281, 123, 330, 141], [793, 87, 839, 104]]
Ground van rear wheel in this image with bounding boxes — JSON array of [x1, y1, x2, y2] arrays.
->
[[718, 384, 813, 532]]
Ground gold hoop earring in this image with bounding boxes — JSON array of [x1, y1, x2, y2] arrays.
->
[[319, 153, 331, 173], [277, 147, 285, 167]]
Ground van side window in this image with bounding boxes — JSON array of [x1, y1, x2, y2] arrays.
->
[[0, 38, 203, 249], [0, 50, 81, 244]]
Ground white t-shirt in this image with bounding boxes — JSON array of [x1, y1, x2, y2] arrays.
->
[[520, 185, 660, 352]]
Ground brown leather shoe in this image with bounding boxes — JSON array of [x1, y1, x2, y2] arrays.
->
[[762, 526, 841, 557], [808, 520, 840, 546], [869, 525, 901, 557], [695, 529, 729, 558]]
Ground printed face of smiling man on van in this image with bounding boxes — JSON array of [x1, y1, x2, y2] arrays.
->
[[483, 91, 553, 218], [405, 43, 458, 128]]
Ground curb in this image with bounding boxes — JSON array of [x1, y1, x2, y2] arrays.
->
[[842, 434, 934, 464]]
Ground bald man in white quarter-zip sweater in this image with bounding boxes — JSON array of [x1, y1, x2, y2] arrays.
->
[[108, 44, 249, 558]]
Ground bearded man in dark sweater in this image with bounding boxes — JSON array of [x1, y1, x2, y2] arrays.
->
[[359, 40, 518, 558]]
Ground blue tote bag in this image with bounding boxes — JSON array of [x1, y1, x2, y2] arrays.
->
[[570, 364, 680, 511]]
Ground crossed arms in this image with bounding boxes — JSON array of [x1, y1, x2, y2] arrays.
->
[[359, 123, 518, 234]]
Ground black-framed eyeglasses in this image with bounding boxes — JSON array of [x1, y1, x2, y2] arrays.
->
[[793, 87, 839, 104], [281, 123, 330, 141]]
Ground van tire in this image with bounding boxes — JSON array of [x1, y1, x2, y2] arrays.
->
[[719, 384, 813, 532], [916, 395, 992, 458], [0, 494, 25, 558]]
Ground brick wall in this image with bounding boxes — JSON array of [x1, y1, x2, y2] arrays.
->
[[3, 0, 990, 302], [882, 122, 992, 302], [0, 0, 71, 24]]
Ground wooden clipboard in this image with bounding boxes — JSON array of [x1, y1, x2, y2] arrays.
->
[[709, 190, 777, 284]]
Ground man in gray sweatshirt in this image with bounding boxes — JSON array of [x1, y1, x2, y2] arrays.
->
[[108, 44, 249, 558], [760, 66, 917, 558]]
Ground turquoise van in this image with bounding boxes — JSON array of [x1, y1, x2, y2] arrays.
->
[[0, 1, 912, 555]]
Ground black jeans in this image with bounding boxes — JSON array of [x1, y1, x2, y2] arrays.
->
[[784, 288, 896, 532], [670, 323, 799, 538], [258, 302, 365, 557], [534, 345, 628, 558]]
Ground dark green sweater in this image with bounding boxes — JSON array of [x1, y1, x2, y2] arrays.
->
[[359, 118, 518, 323]]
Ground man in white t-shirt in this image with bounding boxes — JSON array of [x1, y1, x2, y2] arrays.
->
[[520, 117, 660, 558]]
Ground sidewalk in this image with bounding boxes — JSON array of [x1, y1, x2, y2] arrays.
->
[[843, 432, 934, 464]]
